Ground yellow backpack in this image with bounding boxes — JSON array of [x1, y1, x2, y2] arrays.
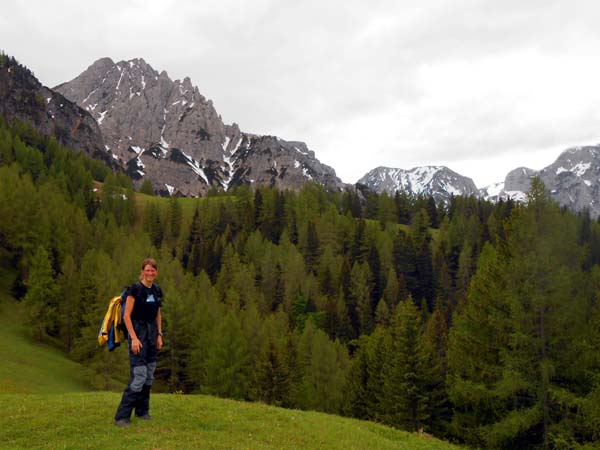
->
[[97, 291, 128, 350]]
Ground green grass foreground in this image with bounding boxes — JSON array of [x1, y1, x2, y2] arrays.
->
[[0, 392, 463, 450]]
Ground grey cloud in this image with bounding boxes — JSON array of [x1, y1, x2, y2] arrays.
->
[[2, 0, 600, 187]]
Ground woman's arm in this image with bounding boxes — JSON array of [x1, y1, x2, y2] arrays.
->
[[156, 307, 163, 350], [123, 295, 142, 354]]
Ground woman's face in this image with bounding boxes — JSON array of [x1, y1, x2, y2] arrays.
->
[[141, 265, 158, 283]]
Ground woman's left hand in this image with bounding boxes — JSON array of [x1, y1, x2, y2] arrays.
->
[[157, 334, 163, 350]]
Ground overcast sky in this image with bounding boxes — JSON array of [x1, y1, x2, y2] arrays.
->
[[2, 0, 600, 187]]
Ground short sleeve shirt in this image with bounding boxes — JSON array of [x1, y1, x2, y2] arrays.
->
[[127, 282, 163, 323]]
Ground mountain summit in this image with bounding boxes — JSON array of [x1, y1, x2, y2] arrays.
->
[[357, 166, 478, 203], [54, 58, 342, 196]]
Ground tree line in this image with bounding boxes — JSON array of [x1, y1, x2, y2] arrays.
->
[[1, 117, 600, 448]]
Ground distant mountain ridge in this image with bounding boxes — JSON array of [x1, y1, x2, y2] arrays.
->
[[358, 146, 600, 217], [479, 145, 600, 216], [357, 166, 479, 203], [54, 57, 343, 196]]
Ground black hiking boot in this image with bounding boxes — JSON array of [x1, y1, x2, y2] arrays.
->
[[114, 419, 131, 427]]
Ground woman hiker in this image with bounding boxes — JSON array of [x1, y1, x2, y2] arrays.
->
[[115, 258, 164, 426]]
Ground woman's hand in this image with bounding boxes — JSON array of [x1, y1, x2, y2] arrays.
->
[[131, 338, 143, 354], [157, 334, 163, 350]]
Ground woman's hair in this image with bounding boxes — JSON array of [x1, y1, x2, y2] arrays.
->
[[141, 258, 158, 271]]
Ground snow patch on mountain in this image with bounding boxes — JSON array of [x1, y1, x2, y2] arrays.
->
[[181, 150, 209, 184]]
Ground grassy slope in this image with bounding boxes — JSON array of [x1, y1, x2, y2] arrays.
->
[[0, 267, 463, 450], [0, 302, 90, 394], [1, 392, 465, 450]]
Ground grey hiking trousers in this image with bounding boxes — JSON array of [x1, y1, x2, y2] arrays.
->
[[114, 319, 159, 421]]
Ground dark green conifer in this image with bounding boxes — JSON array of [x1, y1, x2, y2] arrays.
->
[[382, 298, 429, 431]]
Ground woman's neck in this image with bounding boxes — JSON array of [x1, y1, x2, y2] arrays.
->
[[141, 280, 153, 288]]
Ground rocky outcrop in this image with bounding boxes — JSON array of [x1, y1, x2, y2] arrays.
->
[[539, 146, 600, 216], [479, 146, 600, 217], [479, 167, 534, 203], [504, 167, 538, 192], [0, 55, 110, 166], [357, 166, 478, 204], [229, 135, 342, 190], [55, 58, 343, 195]]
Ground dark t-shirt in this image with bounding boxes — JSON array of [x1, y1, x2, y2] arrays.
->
[[127, 282, 163, 323]]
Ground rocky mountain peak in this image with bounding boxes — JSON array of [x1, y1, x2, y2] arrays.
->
[[54, 57, 342, 196]]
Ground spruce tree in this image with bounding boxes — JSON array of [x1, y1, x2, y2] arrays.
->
[[448, 180, 595, 449], [345, 335, 371, 419], [143, 202, 164, 248], [447, 243, 510, 446], [421, 307, 451, 436], [166, 197, 183, 243], [294, 321, 348, 413], [351, 219, 370, 264], [382, 266, 400, 311], [375, 298, 391, 327], [382, 298, 429, 431], [350, 262, 374, 336], [455, 242, 473, 303], [23, 246, 58, 341], [57, 255, 80, 352], [140, 178, 154, 195], [304, 219, 320, 274], [251, 315, 291, 405], [392, 230, 417, 296], [203, 311, 251, 400], [376, 192, 397, 224], [363, 326, 390, 420], [394, 191, 412, 224], [345, 327, 389, 420]]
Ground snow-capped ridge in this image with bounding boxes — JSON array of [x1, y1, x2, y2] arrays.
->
[[358, 165, 478, 204]]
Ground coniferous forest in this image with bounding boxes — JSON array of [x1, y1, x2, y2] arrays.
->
[[1, 116, 600, 449]]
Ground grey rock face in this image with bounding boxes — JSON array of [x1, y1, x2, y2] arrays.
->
[[479, 146, 600, 217], [539, 146, 600, 217], [230, 135, 343, 190], [55, 58, 342, 195], [357, 166, 478, 204], [504, 167, 538, 192], [0, 56, 110, 166]]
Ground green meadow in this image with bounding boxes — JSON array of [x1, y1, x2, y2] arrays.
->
[[0, 271, 463, 450]]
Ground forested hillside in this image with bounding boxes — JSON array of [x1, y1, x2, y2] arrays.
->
[[1, 115, 600, 449]]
